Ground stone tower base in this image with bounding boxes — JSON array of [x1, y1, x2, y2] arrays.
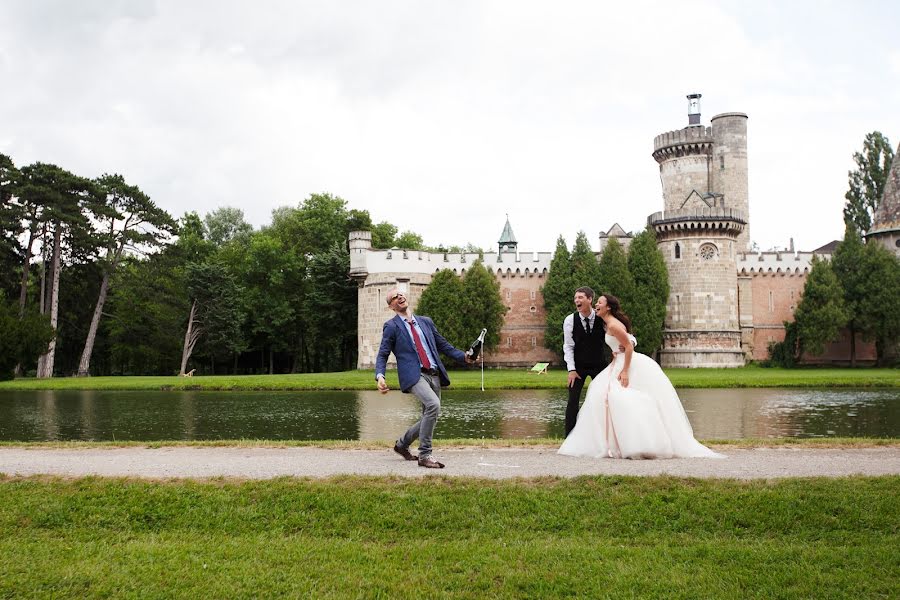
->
[[658, 330, 744, 368]]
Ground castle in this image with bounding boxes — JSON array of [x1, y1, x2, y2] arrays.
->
[[350, 95, 883, 368]]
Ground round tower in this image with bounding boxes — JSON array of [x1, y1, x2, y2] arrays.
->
[[649, 95, 748, 367], [866, 142, 900, 258], [711, 112, 750, 251]]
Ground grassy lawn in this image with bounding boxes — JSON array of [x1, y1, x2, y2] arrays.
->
[[0, 366, 897, 391], [1, 475, 896, 598]]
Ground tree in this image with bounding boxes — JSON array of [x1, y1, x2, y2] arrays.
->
[[570, 231, 602, 296], [182, 260, 246, 374], [542, 236, 573, 355], [461, 260, 507, 352], [843, 131, 894, 236], [203, 207, 253, 247], [76, 174, 177, 376], [855, 244, 900, 365], [18, 163, 104, 377], [792, 256, 848, 357], [417, 269, 466, 348], [303, 243, 359, 371], [0, 298, 54, 380], [371, 221, 398, 249], [0, 154, 23, 300], [395, 231, 425, 250], [597, 237, 634, 311], [627, 228, 669, 358], [831, 223, 867, 366]]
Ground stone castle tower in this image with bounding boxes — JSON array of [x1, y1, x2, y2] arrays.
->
[[866, 143, 900, 257], [648, 94, 749, 367]]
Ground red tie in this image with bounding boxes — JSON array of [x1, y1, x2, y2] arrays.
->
[[407, 319, 432, 369]]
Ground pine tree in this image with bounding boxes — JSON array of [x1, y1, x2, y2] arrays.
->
[[843, 131, 894, 236], [461, 260, 507, 351], [792, 256, 848, 357], [542, 236, 574, 355], [570, 231, 602, 295], [855, 243, 900, 365], [416, 269, 466, 349], [597, 237, 634, 312], [831, 223, 866, 366], [627, 228, 669, 357]]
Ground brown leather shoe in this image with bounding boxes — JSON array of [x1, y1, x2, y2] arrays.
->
[[418, 456, 445, 469], [393, 444, 418, 461]]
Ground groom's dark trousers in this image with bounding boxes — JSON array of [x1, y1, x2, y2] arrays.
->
[[565, 313, 610, 436]]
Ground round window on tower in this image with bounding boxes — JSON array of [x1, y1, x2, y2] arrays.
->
[[699, 243, 718, 261], [895, 239, 900, 248]]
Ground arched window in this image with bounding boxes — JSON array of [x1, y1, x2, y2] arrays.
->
[[674, 243, 681, 259]]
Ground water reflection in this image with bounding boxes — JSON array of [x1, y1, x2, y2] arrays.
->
[[0, 388, 897, 442]]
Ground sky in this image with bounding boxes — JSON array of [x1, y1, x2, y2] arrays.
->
[[2, 0, 899, 254]]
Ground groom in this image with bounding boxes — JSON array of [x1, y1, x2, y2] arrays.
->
[[562, 286, 612, 436], [375, 288, 473, 468]]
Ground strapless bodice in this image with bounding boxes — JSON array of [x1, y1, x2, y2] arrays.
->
[[605, 332, 637, 352]]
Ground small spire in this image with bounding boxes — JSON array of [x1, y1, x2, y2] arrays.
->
[[498, 215, 517, 254]]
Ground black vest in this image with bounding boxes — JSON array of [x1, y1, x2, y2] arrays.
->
[[572, 312, 609, 373]]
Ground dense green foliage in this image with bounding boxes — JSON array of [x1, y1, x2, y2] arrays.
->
[[831, 224, 900, 366], [541, 236, 574, 353], [792, 256, 848, 356], [843, 131, 894, 236], [0, 476, 896, 598], [543, 231, 668, 358], [626, 227, 669, 357], [416, 260, 507, 354], [0, 299, 54, 380]]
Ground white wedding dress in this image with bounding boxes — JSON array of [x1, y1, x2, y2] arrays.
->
[[558, 333, 723, 459]]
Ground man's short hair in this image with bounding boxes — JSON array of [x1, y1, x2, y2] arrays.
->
[[386, 289, 401, 306], [574, 286, 595, 300]]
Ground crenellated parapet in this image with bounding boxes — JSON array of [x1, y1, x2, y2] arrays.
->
[[358, 248, 553, 278], [737, 251, 826, 276], [648, 208, 746, 240], [652, 126, 713, 163]]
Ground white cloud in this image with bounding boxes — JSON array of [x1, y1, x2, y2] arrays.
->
[[1, 0, 899, 254]]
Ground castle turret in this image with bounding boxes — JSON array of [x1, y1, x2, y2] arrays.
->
[[349, 230, 372, 280], [866, 142, 900, 257], [649, 95, 749, 367]]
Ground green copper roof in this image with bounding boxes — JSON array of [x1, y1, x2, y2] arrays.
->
[[498, 217, 517, 244]]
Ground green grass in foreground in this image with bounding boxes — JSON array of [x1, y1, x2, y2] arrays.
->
[[1, 365, 898, 391], [0, 475, 897, 598]]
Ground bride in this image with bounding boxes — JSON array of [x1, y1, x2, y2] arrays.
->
[[558, 294, 723, 460]]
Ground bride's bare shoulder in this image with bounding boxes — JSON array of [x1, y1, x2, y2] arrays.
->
[[606, 318, 626, 335]]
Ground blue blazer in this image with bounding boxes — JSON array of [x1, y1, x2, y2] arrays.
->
[[375, 314, 467, 392]]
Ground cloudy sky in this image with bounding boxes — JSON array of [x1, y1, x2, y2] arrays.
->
[[2, 0, 899, 254]]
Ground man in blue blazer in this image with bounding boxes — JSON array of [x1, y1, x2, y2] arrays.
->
[[376, 288, 473, 468]]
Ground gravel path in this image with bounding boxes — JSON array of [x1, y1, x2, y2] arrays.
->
[[1, 446, 899, 479]]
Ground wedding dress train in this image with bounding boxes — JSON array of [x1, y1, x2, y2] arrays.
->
[[558, 334, 723, 459]]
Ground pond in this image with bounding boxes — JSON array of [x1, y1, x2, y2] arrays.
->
[[0, 388, 897, 442]]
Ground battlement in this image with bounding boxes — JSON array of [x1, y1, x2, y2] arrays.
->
[[652, 126, 713, 162], [736, 251, 827, 275], [354, 248, 553, 277]]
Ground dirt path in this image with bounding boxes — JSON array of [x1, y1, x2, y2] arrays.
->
[[2, 446, 899, 479]]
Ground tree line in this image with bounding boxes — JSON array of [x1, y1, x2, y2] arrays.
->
[[770, 132, 900, 366], [0, 153, 440, 379], [542, 228, 670, 360]]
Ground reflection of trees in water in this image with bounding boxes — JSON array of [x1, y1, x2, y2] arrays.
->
[[0, 388, 896, 441]]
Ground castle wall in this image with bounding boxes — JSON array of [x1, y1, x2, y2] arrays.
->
[[354, 248, 556, 369]]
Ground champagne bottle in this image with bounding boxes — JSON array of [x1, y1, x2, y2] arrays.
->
[[467, 328, 487, 360]]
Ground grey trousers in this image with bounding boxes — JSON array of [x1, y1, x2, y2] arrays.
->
[[398, 374, 441, 457]]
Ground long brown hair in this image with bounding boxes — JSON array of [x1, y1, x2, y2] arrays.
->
[[600, 294, 632, 332]]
